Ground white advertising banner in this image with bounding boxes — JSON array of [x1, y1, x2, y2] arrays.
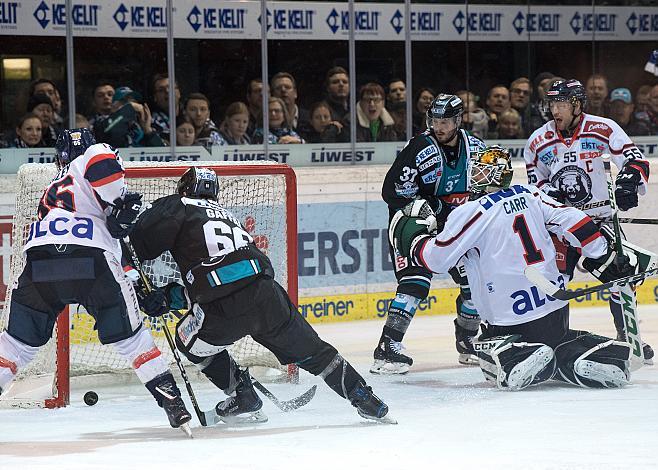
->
[[0, 1, 656, 41]]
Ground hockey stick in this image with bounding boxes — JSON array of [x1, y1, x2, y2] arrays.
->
[[603, 154, 645, 369], [618, 218, 658, 225], [252, 380, 317, 412], [121, 238, 209, 427], [524, 265, 658, 301]]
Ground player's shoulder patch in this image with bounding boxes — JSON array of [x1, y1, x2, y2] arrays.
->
[[582, 116, 614, 138]]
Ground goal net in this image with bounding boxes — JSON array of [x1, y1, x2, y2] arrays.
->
[[0, 161, 298, 408]]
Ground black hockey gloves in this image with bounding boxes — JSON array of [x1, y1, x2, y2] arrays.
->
[[107, 192, 142, 238], [137, 286, 169, 317], [582, 229, 636, 283], [615, 161, 648, 211], [543, 185, 566, 204]]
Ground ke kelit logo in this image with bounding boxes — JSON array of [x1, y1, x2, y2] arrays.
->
[[113, 3, 166, 31], [325, 8, 380, 34], [0, 2, 18, 25], [570, 11, 617, 34], [33, 1, 99, 29], [453, 10, 502, 34], [626, 12, 658, 34], [258, 8, 314, 31], [187, 6, 246, 32], [410, 10, 442, 32], [512, 11, 560, 35]]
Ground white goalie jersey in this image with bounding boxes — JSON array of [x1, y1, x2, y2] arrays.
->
[[24, 143, 127, 259], [524, 113, 648, 219], [417, 184, 607, 326]]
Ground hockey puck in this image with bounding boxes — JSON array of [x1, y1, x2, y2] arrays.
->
[[84, 391, 98, 406]]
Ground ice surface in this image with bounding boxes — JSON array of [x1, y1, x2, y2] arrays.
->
[[2, 307, 658, 470]]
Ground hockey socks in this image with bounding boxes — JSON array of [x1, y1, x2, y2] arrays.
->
[[112, 328, 170, 384], [0, 331, 40, 393], [383, 293, 421, 341]]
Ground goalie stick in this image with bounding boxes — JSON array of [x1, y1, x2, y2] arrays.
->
[[121, 239, 317, 424], [524, 265, 658, 301], [603, 154, 645, 370]]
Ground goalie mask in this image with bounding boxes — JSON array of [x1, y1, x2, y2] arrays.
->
[[469, 146, 513, 198], [55, 128, 96, 168], [426, 94, 463, 144], [177, 167, 219, 200]]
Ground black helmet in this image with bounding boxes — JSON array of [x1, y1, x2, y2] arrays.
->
[[545, 79, 587, 110], [426, 93, 464, 128], [55, 128, 96, 168], [177, 167, 219, 200]]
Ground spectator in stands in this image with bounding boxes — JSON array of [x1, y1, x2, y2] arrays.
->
[[497, 108, 524, 139], [218, 102, 251, 145], [325, 66, 350, 121], [183, 93, 223, 148], [150, 74, 181, 142], [271, 72, 308, 131], [246, 78, 264, 138], [485, 85, 511, 138], [88, 82, 114, 131], [635, 83, 658, 135], [608, 88, 650, 136], [635, 84, 652, 113], [75, 114, 89, 129], [298, 101, 347, 143], [94, 86, 165, 148], [585, 74, 609, 116], [29, 79, 63, 129], [509, 77, 532, 136], [8, 113, 44, 148], [252, 97, 303, 144], [456, 90, 488, 139], [27, 93, 57, 146], [412, 87, 435, 135], [350, 82, 397, 143], [527, 74, 561, 132], [175, 115, 196, 146], [387, 79, 406, 105]]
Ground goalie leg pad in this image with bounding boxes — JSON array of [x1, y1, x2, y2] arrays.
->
[[475, 335, 556, 391], [554, 332, 631, 388]]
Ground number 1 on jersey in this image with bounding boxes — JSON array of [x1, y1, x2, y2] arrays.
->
[[512, 214, 544, 265]]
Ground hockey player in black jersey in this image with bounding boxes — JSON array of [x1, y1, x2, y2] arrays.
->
[[129, 167, 393, 424], [373, 93, 486, 374]]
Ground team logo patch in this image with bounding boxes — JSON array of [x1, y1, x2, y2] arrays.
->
[[551, 166, 593, 207], [544, 131, 554, 139], [538, 148, 556, 165], [395, 181, 418, 198]]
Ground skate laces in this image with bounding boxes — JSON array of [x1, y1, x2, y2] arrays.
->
[[388, 339, 406, 355]]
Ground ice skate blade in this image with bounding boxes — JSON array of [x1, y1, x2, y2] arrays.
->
[[458, 353, 479, 366], [358, 410, 398, 425], [179, 423, 193, 438], [369, 359, 410, 375], [217, 409, 269, 425]]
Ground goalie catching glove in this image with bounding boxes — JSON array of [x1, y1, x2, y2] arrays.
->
[[388, 199, 436, 260], [107, 192, 142, 238]]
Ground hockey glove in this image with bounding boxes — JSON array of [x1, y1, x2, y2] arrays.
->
[[137, 286, 169, 317], [389, 209, 433, 259], [107, 192, 143, 238], [542, 185, 566, 204], [582, 228, 636, 283], [615, 162, 647, 211]]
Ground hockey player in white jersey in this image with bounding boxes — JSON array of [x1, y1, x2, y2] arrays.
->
[[523, 78, 653, 361], [391, 146, 635, 390], [0, 129, 192, 431]]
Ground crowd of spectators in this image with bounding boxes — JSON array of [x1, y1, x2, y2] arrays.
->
[[1, 70, 657, 150]]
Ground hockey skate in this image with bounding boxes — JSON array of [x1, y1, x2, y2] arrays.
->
[[616, 330, 654, 366], [574, 360, 630, 388], [505, 345, 555, 391], [455, 320, 479, 366], [370, 335, 413, 375], [348, 383, 396, 424], [215, 369, 268, 425], [148, 374, 193, 438]]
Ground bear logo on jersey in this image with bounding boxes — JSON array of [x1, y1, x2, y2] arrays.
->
[[551, 166, 593, 206]]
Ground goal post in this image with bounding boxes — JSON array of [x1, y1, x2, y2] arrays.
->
[[0, 161, 299, 408]]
